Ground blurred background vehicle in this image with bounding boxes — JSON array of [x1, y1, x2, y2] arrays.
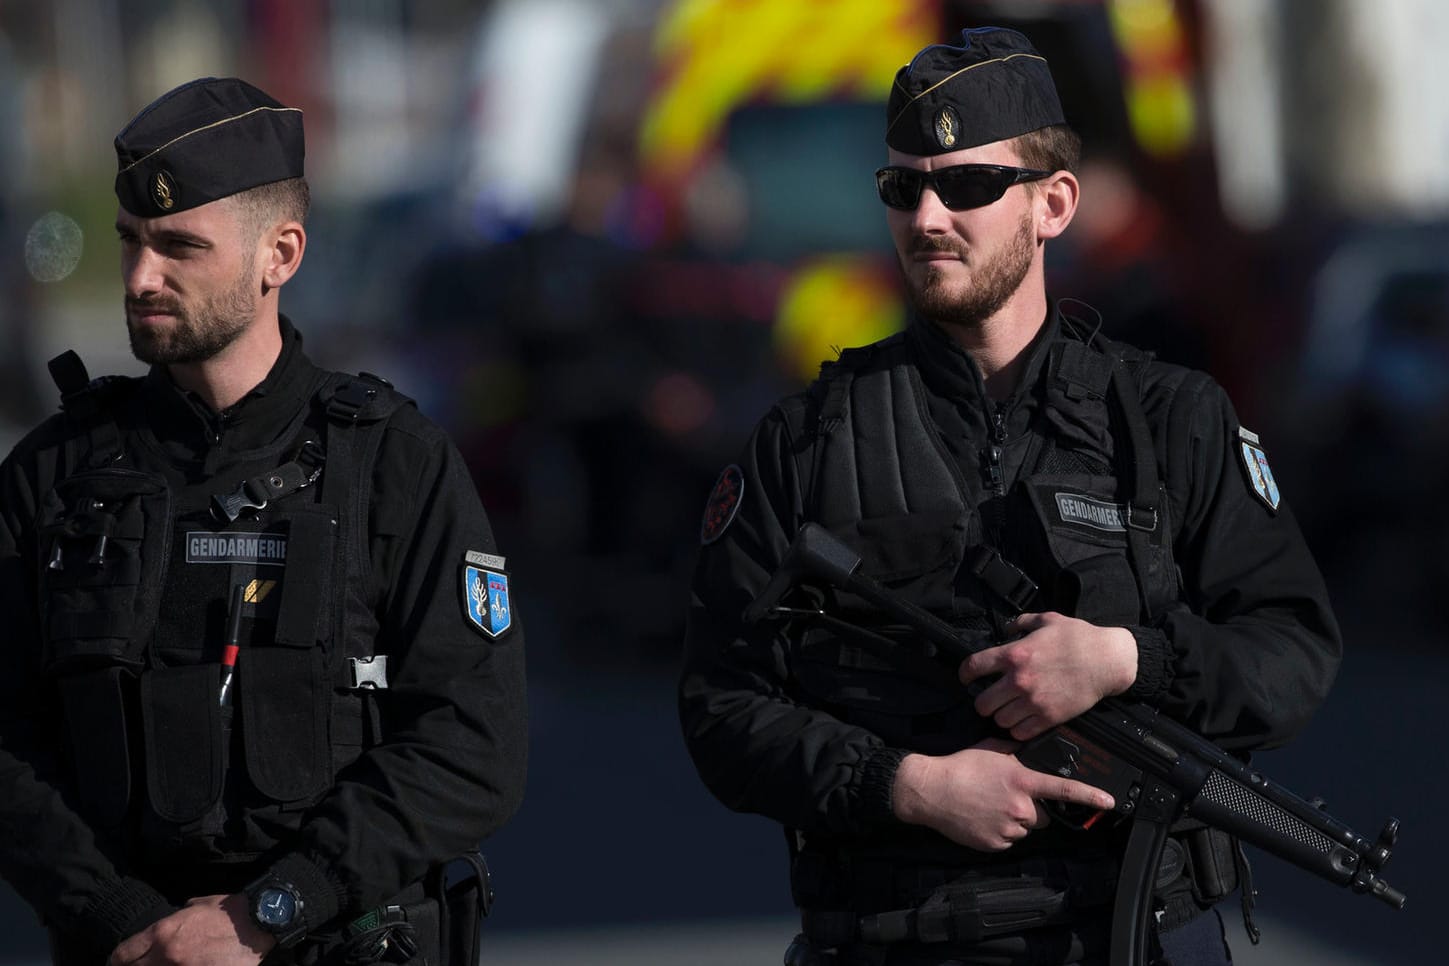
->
[[1, 1, 1442, 962]]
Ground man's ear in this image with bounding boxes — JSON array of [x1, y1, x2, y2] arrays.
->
[[260, 222, 306, 293], [1036, 170, 1079, 242]]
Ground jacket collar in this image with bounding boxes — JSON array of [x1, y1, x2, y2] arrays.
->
[[140, 315, 325, 464], [907, 302, 1063, 407]]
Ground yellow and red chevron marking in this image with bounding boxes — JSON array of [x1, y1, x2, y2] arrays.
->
[[640, 0, 941, 182]]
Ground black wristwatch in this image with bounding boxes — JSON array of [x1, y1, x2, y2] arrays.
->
[[244, 877, 307, 948]]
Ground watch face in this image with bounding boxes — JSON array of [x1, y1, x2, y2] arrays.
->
[[255, 887, 297, 928]]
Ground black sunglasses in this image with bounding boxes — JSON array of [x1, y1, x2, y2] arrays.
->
[[875, 164, 1053, 211]]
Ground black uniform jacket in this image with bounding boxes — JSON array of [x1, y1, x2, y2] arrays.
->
[[0, 319, 527, 955], [680, 309, 1341, 848]]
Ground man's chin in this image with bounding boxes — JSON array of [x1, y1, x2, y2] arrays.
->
[[128, 331, 192, 366], [909, 280, 973, 322]]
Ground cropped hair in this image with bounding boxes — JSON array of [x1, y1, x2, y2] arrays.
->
[[234, 177, 310, 238], [1012, 124, 1082, 174]]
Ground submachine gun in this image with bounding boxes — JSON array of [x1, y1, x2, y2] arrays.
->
[[744, 523, 1405, 966]]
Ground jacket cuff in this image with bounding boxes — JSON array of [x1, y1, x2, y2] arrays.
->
[[1127, 625, 1172, 702], [78, 875, 175, 955], [263, 852, 350, 937], [854, 746, 911, 827]]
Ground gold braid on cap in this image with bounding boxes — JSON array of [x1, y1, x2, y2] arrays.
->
[[118, 105, 303, 173], [885, 53, 1047, 138]]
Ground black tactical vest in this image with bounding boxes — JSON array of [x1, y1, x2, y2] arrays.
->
[[781, 331, 1180, 756], [36, 360, 409, 873]]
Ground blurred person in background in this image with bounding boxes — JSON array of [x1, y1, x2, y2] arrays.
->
[[0, 77, 525, 965], [680, 26, 1340, 966]]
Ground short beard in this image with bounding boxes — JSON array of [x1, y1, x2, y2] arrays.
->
[[127, 263, 257, 366], [902, 211, 1036, 329]]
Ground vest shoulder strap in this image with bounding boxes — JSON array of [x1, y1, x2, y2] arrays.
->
[[806, 334, 909, 437], [317, 371, 413, 425], [313, 372, 417, 684], [46, 350, 138, 470]]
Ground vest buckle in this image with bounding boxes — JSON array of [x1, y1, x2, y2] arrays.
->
[[1126, 503, 1158, 532], [348, 655, 389, 690]]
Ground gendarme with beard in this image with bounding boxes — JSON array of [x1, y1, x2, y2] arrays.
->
[[680, 26, 1341, 966], [0, 76, 526, 966]]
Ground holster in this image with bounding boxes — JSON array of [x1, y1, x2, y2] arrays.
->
[[310, 853, 492, 966], [1153, 825, 1244, 933], [435, 852, 493, 966]]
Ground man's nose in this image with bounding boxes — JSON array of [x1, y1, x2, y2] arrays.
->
[[122, 247, 164, 298], [910, 187, 953, 234]]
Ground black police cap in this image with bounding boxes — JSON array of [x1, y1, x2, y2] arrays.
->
[[114, 77, 304, 217], [886, 28, 1064, 157]]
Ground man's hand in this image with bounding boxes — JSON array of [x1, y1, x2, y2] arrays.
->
[[959, 611, 1137, 740], [891, 740, 1115, 851], [109, 893, 276, 966]]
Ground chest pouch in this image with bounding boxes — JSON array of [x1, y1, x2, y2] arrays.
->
[[138, 499, 340, 851], [788, 511, 993, 750], [36, 468, 170, 828], [37, 468, 171, 672], [1005, 476, 1147, 627]]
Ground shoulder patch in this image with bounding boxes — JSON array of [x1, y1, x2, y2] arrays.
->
[[1237, 426, 1280, 512], [700, 464, 745, 545], [462, 557, 512, 638]]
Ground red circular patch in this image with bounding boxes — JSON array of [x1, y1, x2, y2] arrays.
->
[[700, 464, 745, 545]]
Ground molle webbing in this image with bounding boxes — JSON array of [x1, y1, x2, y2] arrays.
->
[[807, 340, 963, 528]]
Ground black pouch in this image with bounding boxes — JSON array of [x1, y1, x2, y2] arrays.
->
[[239, 506, 339, 808], [1183, 826, 1241, 903], [38, 469, 168, 831], [37, 468, 170, 673], [139, 663, 226, 828], [435, 852, 493, 966], [57, 667, 134, 828], [851, 874, 1075, 946], [1007, 477, 1143, 625], [241, 647, 331, 806]]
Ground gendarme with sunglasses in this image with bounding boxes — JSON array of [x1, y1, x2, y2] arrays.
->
[[680, 27, 1340, 966]]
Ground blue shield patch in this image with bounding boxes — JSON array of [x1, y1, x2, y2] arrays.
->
[[1239, 434, 1281, 512], [463, 565, 512, 638]]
